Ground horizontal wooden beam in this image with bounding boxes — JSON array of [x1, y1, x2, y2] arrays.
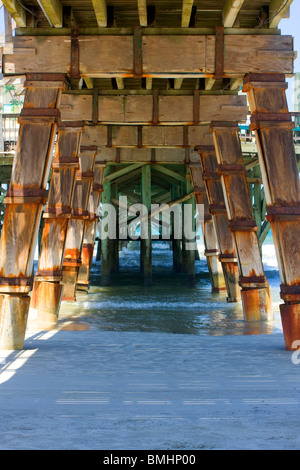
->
[[88, 146, 197, 164], [14, 27, 283, 37], [81, 124, 214, 149], [3, 33, 294, 78], [60, 93, 247, 124]]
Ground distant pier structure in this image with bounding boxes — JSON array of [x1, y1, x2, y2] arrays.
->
[[0, 0, 299, 351]]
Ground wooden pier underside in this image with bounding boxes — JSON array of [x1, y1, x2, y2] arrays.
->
[[0, 0, 299, 350]]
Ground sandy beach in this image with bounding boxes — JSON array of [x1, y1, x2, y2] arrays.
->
[[0, 320, 299, 450]]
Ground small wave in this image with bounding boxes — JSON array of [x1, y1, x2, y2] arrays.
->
[[83, 300, 230, 310], [262, 244, 279, 268]]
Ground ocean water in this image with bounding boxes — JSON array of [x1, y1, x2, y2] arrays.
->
[[59, 231, 284, 338]]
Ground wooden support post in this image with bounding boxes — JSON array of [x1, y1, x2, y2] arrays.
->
[[62, 145, 97, 301], [77, 162, 105, 292], [182, 169, 196, 286], [0, 73, 66, 349], [110, 182, 119, 274], [244, 73, 300, 348], [211, 121, 273, 322], [29, 121, 84, 329], [141, 164, 152, 286], [171, 185, 183, 273], [101, 166, 113, 286], [189, 163, 227, 294], [193, 150, 241, 301]]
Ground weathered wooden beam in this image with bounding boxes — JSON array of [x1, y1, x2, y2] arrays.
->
[[37, 0, 63, 28], [181, 0, 195, 28], [14, 27, 283, 37], [92, 0, 108, 27], [137, 0, 148, 27], [3, 34, 295, 77], [223, 0, 245, 28], [81, 124, 214, 149], [60, 93, 248, 124], [269, 0, 293, 29], [1, 0, 26, 28]]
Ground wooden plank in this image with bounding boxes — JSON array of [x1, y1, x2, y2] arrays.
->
[[38, 0, 63, 28], [3, 34, 295, 77], [182, 0, 194, 28], [222, 35, 295, 76], [14, 27, 283, 37], [269, 0, 293, 29], [80, 124, 213, 149], [137, 0, 148, 27], [1, 0, 26, 28], [92, 0, 108, 28], [60, 93, 248, 124], [223, 0, 245, 28]]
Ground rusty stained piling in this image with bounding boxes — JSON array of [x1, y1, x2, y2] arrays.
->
[[76, 162, 105, 292], [193, 148, 241, 302], [0, 73, 66, 348], [189, 162, 226, 294], [244, 73, 300, 349], [29, 121, 84, 330], [62, 145, 98, 301], [210, 121, 273, 322]]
